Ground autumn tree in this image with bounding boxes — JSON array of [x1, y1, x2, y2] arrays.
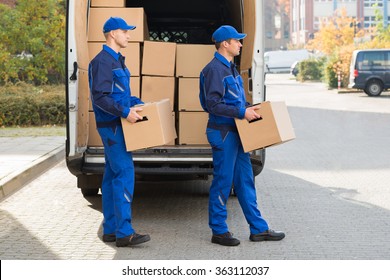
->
[[0, 0, 65, 85], [306, 8, 360, 56]]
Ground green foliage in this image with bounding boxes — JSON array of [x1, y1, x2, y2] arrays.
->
[[374, 5, 390, 42], [305, 6, 390, 89], [0, 84, 65, 127], [0, 0, 65, 85], [323, 56, 339, 89], [296, 58, 324, 82]]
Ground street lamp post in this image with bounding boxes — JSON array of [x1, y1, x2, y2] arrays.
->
[[350, 21, 361, 37]]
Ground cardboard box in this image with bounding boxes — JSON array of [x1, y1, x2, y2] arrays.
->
[[141, 76, 175, 111], [121, 99, 177, 151], [178, 78, 202, 111], [176, 44, 215, 77], [88, 111, 103, 146], [89, 76, 140, 111], [88, 8, 149, 42], [178, 112, 209, 145], [130, 76, 140, 98], [90, 0, 125, 7], [235, 101, 295, 152], [88, 42, 140, 76], [142, 41, 176, 76]]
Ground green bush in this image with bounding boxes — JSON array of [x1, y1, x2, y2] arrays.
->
[[324, 56, 339, 89], [0, 84, 65, 127], [296, 58, 324, 82]]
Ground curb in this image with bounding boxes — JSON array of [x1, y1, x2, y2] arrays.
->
[[0, 145, 65, 202]]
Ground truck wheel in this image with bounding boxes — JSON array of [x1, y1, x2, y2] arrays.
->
[[364, 79, 383, 96], [251, 149, 266, 177], [81, 188, 99, 197]]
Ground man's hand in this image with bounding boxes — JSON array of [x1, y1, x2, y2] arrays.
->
[[244, 104, 261, 122], [126, 107, 143, 123]]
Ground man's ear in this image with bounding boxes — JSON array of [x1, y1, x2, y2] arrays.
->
[[108, 30, 116, 39]]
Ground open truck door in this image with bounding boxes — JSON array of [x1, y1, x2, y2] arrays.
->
[[240, 0, 266, 175]]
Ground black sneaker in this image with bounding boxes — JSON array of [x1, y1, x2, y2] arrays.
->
[[116, 233, 151, 247], [250, 229, 285, 242], [212, 232, 240, 246], [102, 233, 116, 242]]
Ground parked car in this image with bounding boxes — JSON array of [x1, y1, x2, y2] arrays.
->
[[264, 49, 310, 73], [348, 49, 390, 96], [290, 61, 299, 76]]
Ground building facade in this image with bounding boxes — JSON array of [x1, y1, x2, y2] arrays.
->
[[291, 0, 390, 46]]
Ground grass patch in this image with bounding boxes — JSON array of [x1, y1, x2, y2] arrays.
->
[[0, 125, 66, 137]]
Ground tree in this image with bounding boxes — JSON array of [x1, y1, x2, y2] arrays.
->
[[306, 8, 360, 56], [372, 4, 390, 43], [0, 0, 65, 84]]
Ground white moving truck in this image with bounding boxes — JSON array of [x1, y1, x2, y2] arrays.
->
[[264, 49, 310, 73], [66, 0, 267, 196]]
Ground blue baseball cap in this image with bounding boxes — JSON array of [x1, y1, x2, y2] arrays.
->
[[103, 17, 136, 33], [212, 25, 247, 43]]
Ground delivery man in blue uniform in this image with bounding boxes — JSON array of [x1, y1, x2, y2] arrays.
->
[[88, 17, 150, 247], [199, 25, 285, 246]]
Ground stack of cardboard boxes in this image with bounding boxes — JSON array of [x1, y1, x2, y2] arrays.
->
[[140, 40, 177, 145], [176, 44, 215, 145], [87, 0, 145, 147], [86, 0, 216, 149]]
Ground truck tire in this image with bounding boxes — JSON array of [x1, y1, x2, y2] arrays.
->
[[251, 149, 266, 177], [364, 79, 384, 96], [81, 187, 99, 197]]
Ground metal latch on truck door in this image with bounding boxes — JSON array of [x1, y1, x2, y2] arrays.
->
[[70, 62, 78, 81]]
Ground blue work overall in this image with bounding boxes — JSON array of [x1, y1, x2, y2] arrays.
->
[[89, 45, 143, 238], [199, 52, 269, 235]]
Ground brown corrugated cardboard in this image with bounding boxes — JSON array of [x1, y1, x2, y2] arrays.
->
[[121, 99, 177, 151], [90, 0, 125, 7], [235, 101, 295, 152], [141, 76, 175, 111], [130, 76, 140, 98], [88, 42, 140, 76], [178, 78, 202, 111], [176, 44, 215, 77], [142, 41, 176, 76], [89, 76, 140, 111], [88, 111, 103, 147], [88, 8, 148, 42], [178, 112, 209, 145]]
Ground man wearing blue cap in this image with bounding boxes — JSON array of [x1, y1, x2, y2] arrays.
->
[[199, 25, 285, 246], [88, 17, 150, 247]]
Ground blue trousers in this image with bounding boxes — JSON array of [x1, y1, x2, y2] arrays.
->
[[207, 128, 269, 235], [97, 125, 135, 238]]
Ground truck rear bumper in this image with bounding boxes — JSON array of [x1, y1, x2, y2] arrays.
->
[[82, 146, 214, 175]]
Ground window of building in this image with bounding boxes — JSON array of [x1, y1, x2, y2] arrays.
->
[[364, 0, 383, 7]]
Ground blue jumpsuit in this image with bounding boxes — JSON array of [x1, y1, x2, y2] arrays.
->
[[88, 45, 143, 238], [199, 52, 269, 235]]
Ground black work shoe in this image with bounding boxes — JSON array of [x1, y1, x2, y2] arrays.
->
[[212, 232, 240, 246], [102, 233, 116, 242], [250, 229, 285, 242], [116, 233, 151, 247]]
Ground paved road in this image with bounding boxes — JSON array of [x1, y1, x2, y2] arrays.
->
[[1, 74, 390, 260]]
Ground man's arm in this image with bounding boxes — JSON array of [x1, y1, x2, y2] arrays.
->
[[89, 60, 130, 118], [204, 69, 246, 119]]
